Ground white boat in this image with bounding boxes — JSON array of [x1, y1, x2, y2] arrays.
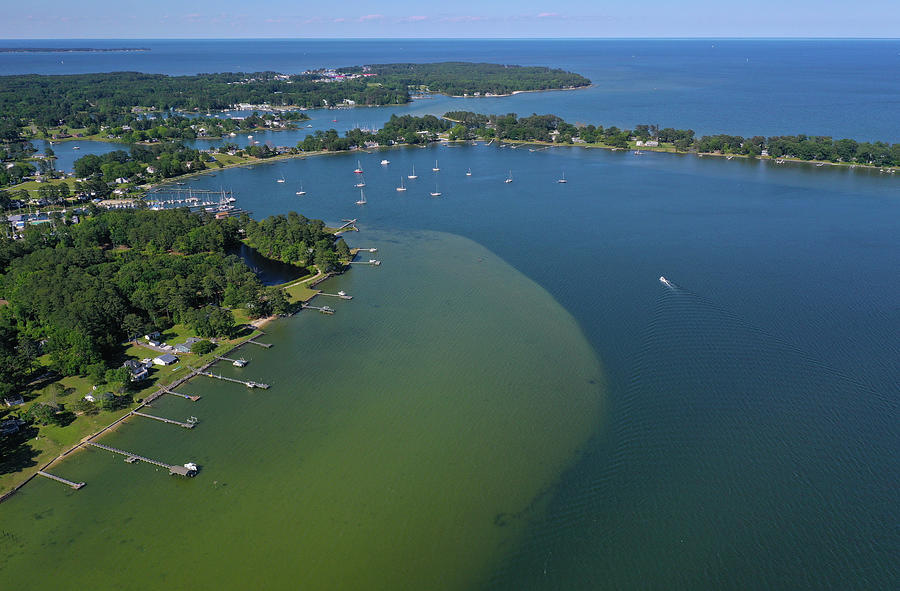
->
[[248, 135, 253, 139], [72, 146, 80, 150], [466, 168, 472, 176], [634, 150, 643, 155], [337, 291, 346, 296], [306, 124, 313, 128], [232, 358, 247, 367], [408, 165, 417, 180], [505, 170, 513, 183], [381, 159, 390, 165], [659, 276, 673, 287], [430, 182, 442, 197], [432, 160, 440, 172], [355, 177, 366, 188], [276, 175, 285, 183], [295, 182, 306, 195], [184, 462, 199, 471], [396, 177, 407, 192], [354, 160, 363, 174], [557, 171, 567, 183], [356, 188, 367, 205]]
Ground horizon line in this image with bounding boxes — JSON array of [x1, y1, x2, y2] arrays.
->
[[2, 36, 900, 41]]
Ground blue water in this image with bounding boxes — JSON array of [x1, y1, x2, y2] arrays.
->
[[4, 39, 900, 140], [2, 40, 899, 589]]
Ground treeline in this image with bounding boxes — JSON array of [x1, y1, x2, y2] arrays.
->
[[298, 114, 452, 152], [347, 62, 590, 97], [443, 111, 900, 166], [0, 63, 589, 131], [242, 212, 351, 273], [0, 207, 343, 392]]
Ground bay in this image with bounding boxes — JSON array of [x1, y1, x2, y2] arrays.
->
[[1, 41, 898, 590]]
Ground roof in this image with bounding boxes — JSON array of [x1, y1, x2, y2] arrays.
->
[[154, 353, 178, 364]]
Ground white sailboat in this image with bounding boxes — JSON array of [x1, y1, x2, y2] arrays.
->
[[504, 170, 513, 183], [276, 175, 285, 183], [432, 159, 440, 172], [430, 182, 442, 197], [396, 177, 407, 192], [355, 176, 366, 188], [408, 165, 418, 180], [354, 160, 363, 174], [356, 188, 367, 205], [466, 168, 472, 176], [557, 171, 567, 184], [295, 180, 306, 195]]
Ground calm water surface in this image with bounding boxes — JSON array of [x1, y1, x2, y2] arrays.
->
[[1, 40, 898, 590], [4, 143, 897, 589]]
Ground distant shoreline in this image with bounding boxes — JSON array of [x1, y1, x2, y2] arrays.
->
[[0, 48, 150, 53]]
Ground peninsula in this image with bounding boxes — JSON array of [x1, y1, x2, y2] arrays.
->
[[0, 206, 352, 495]]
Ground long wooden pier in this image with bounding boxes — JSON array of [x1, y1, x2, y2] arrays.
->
[[37, 471, 85, 490], [246, 339, 272, 348], [133, 411, 196, 429], [347, 260, 381, 266], [335, 218, 358, 232], [165, 389, 201, 401], [217, 356, 248, 366], [85, 441, 194, 476], [301, 304, 335, 314], [198, 371, 270, 389]]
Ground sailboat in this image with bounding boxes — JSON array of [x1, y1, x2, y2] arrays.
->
[[466, 168, 472, 176], [356, 188, 367, 205], [557, 171, 567, 184], [396, 177, 407, 192], [354, 160, 363, 174], [295, 181, 306, 195], [408, 165, 418, 180], [430, 182, 442, 197], [355, 175, 366, 188], [276, 175, 285, 183], [432, 159, 440, 172], [504, 170, 513, 183]]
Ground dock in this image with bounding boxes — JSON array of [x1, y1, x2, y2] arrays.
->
[[318, 292, 353, 300], [165, 389, 201, 401], [217, 356, 249, 366], [198, 371, 269, 389], [348, 259, 381, 266], [246, 339, 272, 348], [301, 304, 335, 315], [133, 411, 196, 429], [335, 218, 358, 234], [84, 441, 196, 476], [37, 471, 85, 490]]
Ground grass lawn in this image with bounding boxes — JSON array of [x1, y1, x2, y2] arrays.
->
[[283, 281, 319, 302]]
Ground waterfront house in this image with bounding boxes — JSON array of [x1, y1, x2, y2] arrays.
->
[[153, 353, 178, 366], [122, 359, 149, 381]]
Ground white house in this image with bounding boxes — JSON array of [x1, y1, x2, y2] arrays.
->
[[153, 353, 178, 366]]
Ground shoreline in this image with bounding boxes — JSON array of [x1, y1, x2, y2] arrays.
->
[[0, 319, 277, 503]]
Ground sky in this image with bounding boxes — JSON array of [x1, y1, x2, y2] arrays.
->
[[2, 0, 899, 39]]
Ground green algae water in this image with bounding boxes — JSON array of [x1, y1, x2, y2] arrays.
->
[[2, 142, 898, 589], [0, 230, 604, 590]]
